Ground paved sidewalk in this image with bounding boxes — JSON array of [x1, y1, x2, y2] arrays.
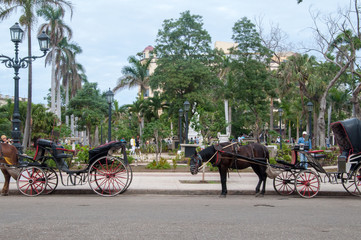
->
[[1, 170, 354, 197]]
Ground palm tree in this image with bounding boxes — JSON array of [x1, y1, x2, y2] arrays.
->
[[0, 0, 73, 149], [53, 37, 83, 125], [114, 55, 154, 99], [37, 4, 72, 121]]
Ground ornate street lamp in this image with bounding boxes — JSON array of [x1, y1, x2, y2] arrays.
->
[[307, 101, 313, 148], [183, 100, 190, 144], [0, 23, 50, 152], [106, 88, 114, 142], [178, 108, 183, 147], [278, 108, 283, 150]]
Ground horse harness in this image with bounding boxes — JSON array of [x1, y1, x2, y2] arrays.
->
[[213, 142, 268, 167], [197, 142, 240, 171]]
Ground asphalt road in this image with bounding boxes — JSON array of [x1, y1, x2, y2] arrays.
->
[[0, 194, 360, 240]]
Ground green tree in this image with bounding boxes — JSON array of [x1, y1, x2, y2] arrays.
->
[[151, 11, 221, 140], [142, 116, 171, 162], [229, 17, 273, 142], [114, 55, 154, 99], [66, 82, 108, 145], [31, 103, 57, 140]]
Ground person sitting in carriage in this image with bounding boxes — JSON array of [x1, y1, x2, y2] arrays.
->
[[298, 131, 312, 169]]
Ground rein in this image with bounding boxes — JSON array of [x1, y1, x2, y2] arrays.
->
[[197, 151, 218, 171]]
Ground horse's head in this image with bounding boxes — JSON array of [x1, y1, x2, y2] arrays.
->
[[190, 151, 202, 175]]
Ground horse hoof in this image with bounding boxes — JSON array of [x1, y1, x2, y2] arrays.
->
[[255, 193, 264, 198], [1, 192, 8, 196], [219, 194, 227, 198]]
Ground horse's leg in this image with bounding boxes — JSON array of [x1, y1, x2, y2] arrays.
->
[[260, 167, 267, 195], [252, 166, 264, 197], [218, 166, 228, 197], [1, 168, 10, 196]]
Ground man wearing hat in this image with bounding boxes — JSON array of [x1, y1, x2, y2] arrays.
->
[[298, 131, 312, 169]]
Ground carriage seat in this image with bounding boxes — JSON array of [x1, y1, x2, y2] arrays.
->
[[309, 150, 326, 159], [88, 141, 124, 160], [37, 139, 53, 148]]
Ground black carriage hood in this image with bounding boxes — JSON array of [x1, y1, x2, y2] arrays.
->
[[331, 118, 361, 154]]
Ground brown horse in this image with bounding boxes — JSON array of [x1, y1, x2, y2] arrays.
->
[[190, 142, 269, 197], [0, 143, 19, 195]]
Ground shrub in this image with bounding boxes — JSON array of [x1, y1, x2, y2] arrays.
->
[[76, 145, 89, 163], [146, 158, 171, 169], [127, 155, 134, 164]]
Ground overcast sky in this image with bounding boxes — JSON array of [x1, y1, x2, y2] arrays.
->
[[0, 0, 349, 106]]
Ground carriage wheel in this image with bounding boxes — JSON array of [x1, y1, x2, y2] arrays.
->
[[88, 156, 129, 196], [273, 171, 296, 195], [295, 170, 320, 199], [43, 168, 58, 195], [353, 165, 361, 196], [17, 167, 47, 197]]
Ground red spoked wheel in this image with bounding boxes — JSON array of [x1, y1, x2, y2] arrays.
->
[[43, 168, 58, 195], [295, 170, 320, 199], [88, 156, 130, 196], [17, 166, 47, 197], [273, 171, 296, 195]]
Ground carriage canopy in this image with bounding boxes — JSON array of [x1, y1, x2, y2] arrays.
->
[[331, 118, 361, 155]]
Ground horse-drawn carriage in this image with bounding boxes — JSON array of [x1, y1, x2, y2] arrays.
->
[[0, 139, 132, 197], [273, 118, 361, 198], [190, 118, 361, 199]]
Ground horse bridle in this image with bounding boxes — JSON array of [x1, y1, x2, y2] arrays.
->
[[191, 153, 203, 173]]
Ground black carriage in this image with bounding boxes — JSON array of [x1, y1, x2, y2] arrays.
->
[[273, 118, 361, 198], [16, 139, 132, 197]]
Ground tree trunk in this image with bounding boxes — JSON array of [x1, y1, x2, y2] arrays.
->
[[317, 62, 351, 148], [23, 28, 33, 150], [71, 114, 75, 136], [351, 83, 361, 118], [86, 125, 91, 147], [51, 47, 56, 113], [288, 120, 291, 143], [94, 125, 99, 146], [56, 76, 61, 124], [327, 104, 332, 138], [65, 80, 69, 126], [296, 117, 299, 141], [155, 129, 159, 162], [228, 103, 232, 136], [270, 98, 274, 130]]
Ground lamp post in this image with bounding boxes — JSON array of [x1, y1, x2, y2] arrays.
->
[[106, 88, 114, 142], [307, 102, 313, 148], [278, 108, 283, 150], [178, 109, 183, 147], [183, 100, 190, 144], [0, 23, 50, 152]]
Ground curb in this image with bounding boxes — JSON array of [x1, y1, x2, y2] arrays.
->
[[6, 188, 353, 197]]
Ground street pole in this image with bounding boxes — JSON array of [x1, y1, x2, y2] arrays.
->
[[307, 102, 313, 148], [0, 23, 49, 153], [184, 101, 190, 144], [105, 89, 114, 143], [278, 108, 283, 150], [178, 109, 183, 149]]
